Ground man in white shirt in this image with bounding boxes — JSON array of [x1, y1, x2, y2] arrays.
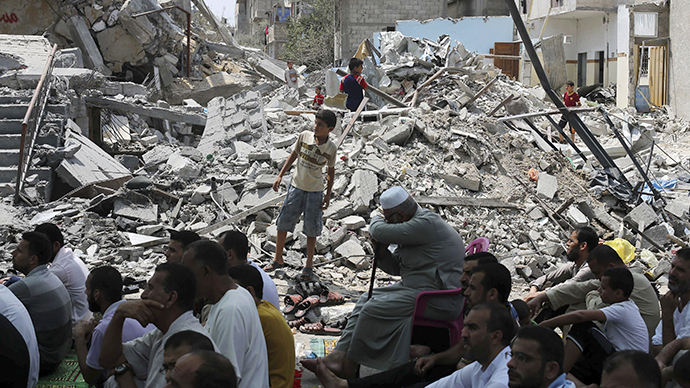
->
[[35, 223, 91, 324], [507, 326, 575, 388], [218, 230, 280, 310], [182, 240, 269, 388], [99, 263, 215, 388], [423, 302, 517, 388], [652, 248, 690, 355], [0, 285, 40, 388]]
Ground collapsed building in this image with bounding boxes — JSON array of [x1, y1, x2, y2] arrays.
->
[[0, 0, 689, 335]]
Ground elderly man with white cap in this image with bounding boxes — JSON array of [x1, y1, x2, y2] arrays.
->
[[302, 186, 465, 378]]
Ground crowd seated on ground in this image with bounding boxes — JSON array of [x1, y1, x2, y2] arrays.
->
[[2, 222, 690, 388]]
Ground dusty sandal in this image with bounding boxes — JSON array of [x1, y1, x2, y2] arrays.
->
[[283, 295, 303, 314], [300, 266, 314, 281], [264, 260, 285, 271], [299, 321, 342, 335], [294, 296, 319, 318]]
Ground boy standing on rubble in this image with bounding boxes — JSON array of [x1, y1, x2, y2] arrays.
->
[[340, 58, 368, 111], [285, 61, 299, 90], [558, 80, 581, 142], [264, 109, 337, 281]]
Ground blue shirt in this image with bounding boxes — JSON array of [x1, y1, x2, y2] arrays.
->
[[546, 373, 576, 388], [340, 74, 367, 111]]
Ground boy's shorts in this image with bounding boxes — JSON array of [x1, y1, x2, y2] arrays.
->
[[276, 185, 323, 237]]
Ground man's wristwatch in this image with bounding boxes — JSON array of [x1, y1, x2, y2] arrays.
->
[[114, 363, 131, 376]]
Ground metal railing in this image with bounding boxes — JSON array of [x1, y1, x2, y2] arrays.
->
[[14, 43, 58, 204]]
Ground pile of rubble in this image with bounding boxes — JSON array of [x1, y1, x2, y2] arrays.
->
[[1, 10, 689, 322]]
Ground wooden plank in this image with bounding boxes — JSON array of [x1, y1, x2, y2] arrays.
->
[[85, 97, 206, 126], [415, 196, 522, 209], [496, 107, 596, 121], [199, 193, 287, 235], [462, 77, 499, 107], [337, 97, 369, 148], [488, 94, 515, 116], [335, 69, 406, 108]]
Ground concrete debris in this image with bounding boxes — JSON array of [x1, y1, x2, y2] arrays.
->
[[2, 16, 690, 346]]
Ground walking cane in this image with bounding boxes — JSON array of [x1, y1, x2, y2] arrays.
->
[[367, 255, 377, 300]]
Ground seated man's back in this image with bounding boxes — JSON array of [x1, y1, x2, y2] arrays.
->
[[10, 232, 72, 375], [0, 285, 40, 388]]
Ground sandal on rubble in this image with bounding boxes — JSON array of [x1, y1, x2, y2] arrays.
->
[[300, 266, 314, 281], [294, 296, 319, 318], [264, 260, 285, 272], [288, 316, 309, 329], [324, 291, 344, 306], [299, 321, 342, 336], [283, 295, 303, 314]]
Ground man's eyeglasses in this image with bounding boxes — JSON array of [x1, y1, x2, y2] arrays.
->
[[508, 351, 540, 364]]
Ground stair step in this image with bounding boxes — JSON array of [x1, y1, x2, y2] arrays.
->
[[0, 166, 51, 183], [0, 96, 32, 105], [0, 104, 67, 119], [0, 119, 63, 134], [0, 134, 59, 149]]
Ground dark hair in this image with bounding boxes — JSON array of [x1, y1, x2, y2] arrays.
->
[[575, 227, 598, 253], [164, 330, 214, 352], [510, 299, 530, 323], [603, 351, 660, 388], [603, 266, 634, 298], [348, 57, 363, 71], [155, 262, 197, 311], [315, 109, 337, 128], [677, 247, 690, 261], [169, 230, 201, 248], [34, 223, 64, 248], [472, 263, 512, 304], [674, 350, 690, 383], [22, 232, 52, 265], [566, 80, 575, 87], [190, 350, 238, 388], [185, 241, 228, 276], [465, 252, 498, 265], [89, 266, 123, 303], [587, 244, 623, 266], [315, 85, 322, 91], [471, 302, 517, 346], [227, 264, 264, 300], [218, 231, 249, 262], [513, 325, 565, 373]]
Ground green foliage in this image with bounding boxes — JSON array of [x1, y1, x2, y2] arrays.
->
[[283, 0, 335, 70]]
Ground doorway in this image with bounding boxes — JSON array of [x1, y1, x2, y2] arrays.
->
[[597, 51, 605, 85], [577, 52, 587, 88]]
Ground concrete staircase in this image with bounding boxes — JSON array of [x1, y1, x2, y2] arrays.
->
[[0, 95, 66, 184]]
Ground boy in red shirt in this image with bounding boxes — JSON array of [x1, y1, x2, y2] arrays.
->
[[310, 86, 324, 110], [339, 58, 367, 111], [558, 80, 581, 142]]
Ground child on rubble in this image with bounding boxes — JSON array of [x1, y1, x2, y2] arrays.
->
[[285, 61, 299, 90], [264, 109, 337, 281], [539, 266, 649, 386], [558, 80, 581, 142], [340, 57, 368, 111], [310, 86, 325, 110]]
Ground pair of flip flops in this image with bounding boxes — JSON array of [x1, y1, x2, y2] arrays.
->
[[298, 321, 342, 335], [283, 291, 346, 318]]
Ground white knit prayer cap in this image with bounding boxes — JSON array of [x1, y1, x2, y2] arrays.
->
[[380, 186, 410, 210]]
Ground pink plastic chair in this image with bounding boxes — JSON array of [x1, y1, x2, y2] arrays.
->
[[410, 238, 489, 346], [411, 290, 466, 346], [465, 237, 490, 255]]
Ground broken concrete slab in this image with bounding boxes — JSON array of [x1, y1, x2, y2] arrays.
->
[[640, 224, 671, 250], [335, 239, 368, 269], [322, 200, 355, 220], [166, 152, 201, 179], [350, 170, 378, 213], [379, 116, 414, 145], [536, 173, 558, 199], [96, 25, 147, 70], [440, 163, 482, 192], [67, 16, 111, 75], [142, 144, 175, 166], [665, 197, 690, 219], [56, 121, 132, 189], [113, 199, 158, 223], [341, 215, 366, 230], [237, 188, 283, 209], [566, 206, 588, 227], [126, 232, 168, 247], [169, 72, 255, 106], [624, 202, 658, 230]]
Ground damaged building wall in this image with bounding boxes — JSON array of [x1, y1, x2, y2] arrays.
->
[[669, 0, 690, 119], [336, 0, 446, 60], [395, 17, 514, 55], [447, 0, 508, 18], [0, 0, 60, 35]]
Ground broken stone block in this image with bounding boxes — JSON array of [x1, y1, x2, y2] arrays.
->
[[96, 25, 147, 68], [360, 155, 386, 174], [115, 155, 140, 172], [140, 135, 159, 147], [528, 207, 545, 220], [624, 202, 657, 230], [341, 215, 366, 230], [335, 239, 368, 269], [266, 224, 293, 243], [270, 148, 290, 169], [640, 224, 671, 250], [665, 197, 690, 219], [136, 224, 163, 235], [350, 170, 378, 213], [272, 134, 297, 148], [254, 174, 278, 189], [217, 183, 238, 204], [113, 199, 158, 223], [167, 152, 201, 179], [441, 163, 482, 192], [237, 188, 282, 209], [380, 116, 414, 145], [118, 246, 144, 262], [650, 259, 672, 279], [566, 206, 589, 227], [536, 173, 558, 199], [191, 184, 212, 205], [323, 200, 354, 220]]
